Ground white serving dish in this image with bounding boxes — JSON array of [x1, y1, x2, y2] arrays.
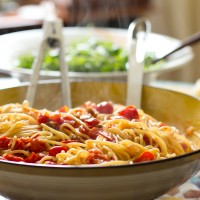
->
[[0, 27, 194, 83]]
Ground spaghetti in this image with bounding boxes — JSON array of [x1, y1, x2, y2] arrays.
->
[[0, 100, 195, 166]]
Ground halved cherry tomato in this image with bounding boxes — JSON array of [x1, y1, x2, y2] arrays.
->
[[84, 117, 100, 128], [118, 106, 139, 120], [96, 101, 113, 114], [135, 151, 155, 163], [49, 146, 69, 156], [38, 113, 49, 124]]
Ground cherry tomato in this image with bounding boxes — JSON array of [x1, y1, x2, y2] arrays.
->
[[38, 113, 49, 124], [84, 117, 100, 128], [135, 151, 155, 163], [118, 106, 139, 120], [96, 101, 113, 114], [49, 146, 69, 156]]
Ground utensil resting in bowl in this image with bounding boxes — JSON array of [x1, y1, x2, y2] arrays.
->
[[26, 6, 71, 108], [126, 18, 151, 108]]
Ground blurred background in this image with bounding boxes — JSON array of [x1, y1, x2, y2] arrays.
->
[[0, 0, 200, 83]]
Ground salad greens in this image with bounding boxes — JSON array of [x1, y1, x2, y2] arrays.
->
[[16, 38, 163, 72]]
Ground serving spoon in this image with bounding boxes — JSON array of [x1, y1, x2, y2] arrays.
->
[[126, 18, 151, 108], [151, 31, 200, 65]]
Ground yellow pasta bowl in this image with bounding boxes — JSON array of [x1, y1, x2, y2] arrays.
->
[[0, 81, 199, 200]]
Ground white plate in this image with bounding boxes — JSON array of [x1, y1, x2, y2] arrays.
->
[[0, 27, 194, 83]]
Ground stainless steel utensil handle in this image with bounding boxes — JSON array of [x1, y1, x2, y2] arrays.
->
[[26, 17, 72, 108], [126, 18, 151, 108]]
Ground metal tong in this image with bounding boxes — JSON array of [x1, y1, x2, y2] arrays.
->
[[126, 18, 151, 108], [26, 14, 71, 108]]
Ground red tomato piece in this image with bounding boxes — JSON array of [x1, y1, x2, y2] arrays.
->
[[38, 113, 49, 124], [96, 101, 113, 114], [58, 105, 69, 112], [118, 106, 139, 120], [0, 136, 11, 149], [11, 138, 25, 150], [84, 117, 100, 128], [86, 127, 101, 139], [3, 154, 24, 162], [78, 125, 88, 135], [49, 146, 69, 156], [24, 152, 43, 163], [135, 151, 155, 163], [87, 149, 109, 164], [63, 116, 79, 127], [49, 113, 64, 125], [30, 138, 46, 153]]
